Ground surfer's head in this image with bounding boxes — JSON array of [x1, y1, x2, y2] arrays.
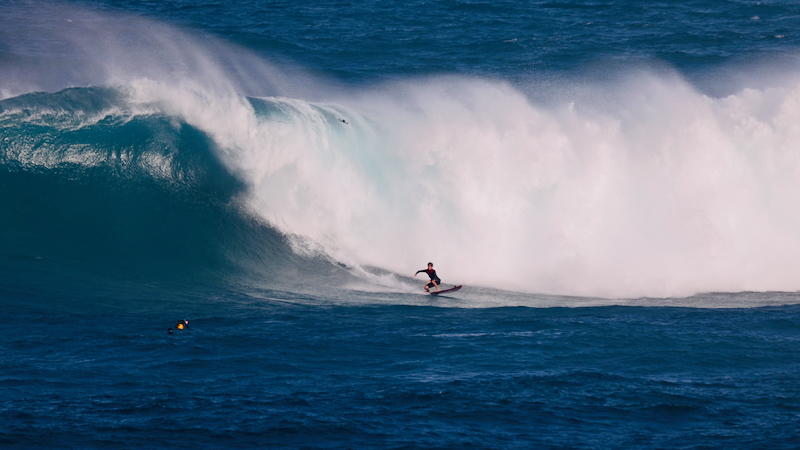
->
[[428, 262, 433, 268], [167, 328, 173, 334]]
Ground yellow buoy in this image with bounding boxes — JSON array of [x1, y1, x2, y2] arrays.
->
[[176, 323, 184, 330]]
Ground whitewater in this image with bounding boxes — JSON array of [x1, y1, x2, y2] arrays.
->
[[3, 1, 800, 448]]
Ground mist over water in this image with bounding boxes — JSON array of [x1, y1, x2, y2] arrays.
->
[[3, 1, 800, 299]]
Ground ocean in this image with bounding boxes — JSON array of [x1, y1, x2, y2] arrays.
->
[[2, 0, 800, 448]]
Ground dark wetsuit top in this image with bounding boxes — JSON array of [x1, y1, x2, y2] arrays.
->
[[416, 268, 441, 284]]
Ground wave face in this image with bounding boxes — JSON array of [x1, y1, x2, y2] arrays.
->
[[3, 2, 800, 298], [0, 87, 301, 285]]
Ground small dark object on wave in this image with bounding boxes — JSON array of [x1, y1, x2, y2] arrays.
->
[[340, 118, 348, 124], [167, 328, 173, 335]]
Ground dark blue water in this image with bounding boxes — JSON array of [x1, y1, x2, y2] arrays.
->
[[4, 296, 800, 449], [3, 0, 800, 448], [2, 294, 800, 448]]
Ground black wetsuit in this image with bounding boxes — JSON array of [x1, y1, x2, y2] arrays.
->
[[416, 268, 441, 289]]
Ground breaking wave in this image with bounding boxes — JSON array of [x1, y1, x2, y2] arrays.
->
[[3, 1, 800, 298]]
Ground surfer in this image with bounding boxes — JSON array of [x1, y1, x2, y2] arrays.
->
[[414, 262, 441, 292]]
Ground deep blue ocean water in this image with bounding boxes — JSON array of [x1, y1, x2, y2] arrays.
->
[[3, 0, 800, 448]]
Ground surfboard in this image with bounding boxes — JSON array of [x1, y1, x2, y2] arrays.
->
[[429, 285, 462, 295]]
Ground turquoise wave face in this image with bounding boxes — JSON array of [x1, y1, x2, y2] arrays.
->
[[0, 88, 304, 285]]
